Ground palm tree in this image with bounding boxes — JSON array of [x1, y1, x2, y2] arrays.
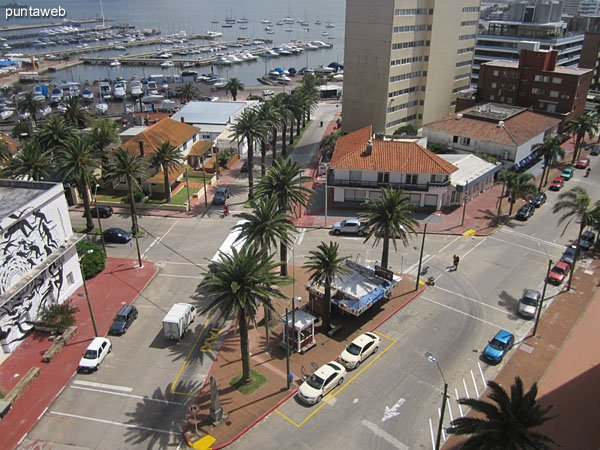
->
[[34, 116, 76, 154], [567, 114, 597, 164], [104, 148, 148, 235], [61, 96, 90, 129], [3, 139, 52, 181], [255, 157, 315, 275], [0, 139, 12, 167], [287, 92, 304, 142], [553, 187, 600, 290], [232, 107, 268, 200], [505, 172, 538, 215], [272, 94, 294, 158], [201, 243, 289, 384], [264, 98, 283, 161], [303, 241, 351, 333], [360, 187, 418, 270], [88, 117, 119, 153], [532, 135, 565, 189], [55, 136, 102, 231], [256, 101, 280, 175], [299, 73, 321, 123], [224, 77, 245, 101], [17, 92, 44, 127], [448, 377, 555, 450], [176, 82, 200, 102], [149, 141, 183, 202]]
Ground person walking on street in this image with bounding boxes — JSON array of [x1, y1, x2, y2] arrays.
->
[[223, 203, 229, 217], [453, 254, 460, 271]]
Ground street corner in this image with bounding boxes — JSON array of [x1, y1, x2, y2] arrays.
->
[[183, 418, 217, 450]]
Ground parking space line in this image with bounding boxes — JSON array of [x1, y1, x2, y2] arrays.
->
[[48, 411, 178, 436], [462, 236, 488, 259], [431, 286, 509, 315], [499, 229, 565, 248], [421, 296, 517, 334], [438, 236, 461, 254], [70, 386, 187, 405], [275, 333, 397, 428], [142, 219, 179, 259], [157, 274, 205, 279]]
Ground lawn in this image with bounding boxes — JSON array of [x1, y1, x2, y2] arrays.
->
[[229, 369, 267, 395], [97, 193, 126, 203], [187, 174, 211, 184]]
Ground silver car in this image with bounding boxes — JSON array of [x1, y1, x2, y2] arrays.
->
[[517, 289, 541, 319]]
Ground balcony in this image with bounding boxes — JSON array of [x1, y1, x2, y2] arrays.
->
[[329, 177, 449, 192]]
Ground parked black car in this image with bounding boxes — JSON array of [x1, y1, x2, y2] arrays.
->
[[560, 245, 577, 266], [213, 186, 231, 205], [591, 145, 600, 156], [103, 227, 132, 243], [580, 231, 596, 251], [89, 205, 113, 218], [109, 305, 138, 335], [529, 192, 547, 208], [515, 204, 535, 221]]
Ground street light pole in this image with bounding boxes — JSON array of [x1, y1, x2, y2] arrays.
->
[[533, 258, 552, 337], [94, 184, 106, 253], [324, 167, 328, 227], [461, 187, 468, 226], [415, 222, 428, 290], [425, 352, 448, 450], [496, 178, 506, 226], [285, 307, 291, 389]]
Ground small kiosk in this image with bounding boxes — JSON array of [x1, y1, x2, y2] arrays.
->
[[280, 309, 317, 354]]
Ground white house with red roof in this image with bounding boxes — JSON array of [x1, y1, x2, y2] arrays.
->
[[329, 126, 460, 210]]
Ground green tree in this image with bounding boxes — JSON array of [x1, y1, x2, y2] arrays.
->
[[0, 139, 12, 167], [201, 243, 289, 384], [272, 94, 294, 158], [88, 117, 119, 153], [532, 135, 565, 189], [34, 116, 76, 154], [37, 301, 79, 331], [448, 377, 556, 450], [56, 135, 102, 231], [427, 142, 450, 154], [320, 130, 341, 161], [567, 114, 597, 164], [255, 157, 315, 276], [256, 100, 280, 175], [232, 107, 268, 200], [288, 90, 305, 141], [553, 187, 600, 290], [224, 77, 244, 101], [505, 172, 537, 215], [61, 96, 90, 129], [17, 92, 45, 127], [11, 122, 31, 140], [104, 148, 148, 235], [149, 141, 183, 202], [77, 240, 106, 279], [393, 124, 418, 136], [359, 187, 418, 270], [176, 82, 200, 101], [303, 241, 351, 333], [3, 139, 52, 181], [298, 73, 321, 123]]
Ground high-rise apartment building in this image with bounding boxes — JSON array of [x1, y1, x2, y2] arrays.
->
[[342, 0, 481, 134], [562, 0, 600, 16]]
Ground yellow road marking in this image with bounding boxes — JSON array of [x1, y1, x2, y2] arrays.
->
[[462, 229, 476, 236], [276, 333, 397, 427]]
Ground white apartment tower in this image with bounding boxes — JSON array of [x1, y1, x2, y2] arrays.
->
[[342, 0, 481, 134]]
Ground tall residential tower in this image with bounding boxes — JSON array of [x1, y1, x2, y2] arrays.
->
[[342, 0, 481, 134]]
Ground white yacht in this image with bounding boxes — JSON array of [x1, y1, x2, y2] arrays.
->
[[81, 88, 94, 102], [109, 59, 121, 66], [129, 80, 143, 97], [99, 81, 112, 100], [95, 102, 108, 114], [207, 30, 223, 38], [141, 90, 164, 103], [160, 61, 174, 68], [113, 81, 127, 99]]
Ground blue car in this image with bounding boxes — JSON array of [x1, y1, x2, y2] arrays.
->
[[561, 168, 574, 180], [482, 330, 514, 364]]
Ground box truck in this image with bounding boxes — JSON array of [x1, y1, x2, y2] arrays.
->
[[162, 303, 196, 340]]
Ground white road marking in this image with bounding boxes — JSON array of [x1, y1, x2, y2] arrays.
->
[[48, 411, 178, 436], [499, 228, 564, 248], [382, 397, 406, 422], [157, 274, 204, 279], [432, 286, 509, 315], [72, 380, 132, 392], [438, 236, 462, 254], [488, 236, 561, 259], [462, 236, 488, 259], [455, 388, 464, 416], [405, 254, 431, 274], [478, 362, 487, 392], [471, 370, 480, 397], [429, 418, 435, 450], [142, 219, 180, 259], [421, 296, 517, 333], [362, 419, 409, 450], [70, 386, 186, 405]]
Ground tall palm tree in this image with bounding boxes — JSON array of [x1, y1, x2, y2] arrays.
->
[[303, 241, 351, 333], [149, 141, 183, 202], [55, 136, 102, 231], [61, 96, 90, 129], [3, 139, 52, 181], [256, 101, 280, 175], [272, 94, 294, 158], [264, 98, 283, 161], [567, 114, 597, 164], [448, 377, 556, 450], [232, 107, 268, 200], [255, 157, 315, 275], [34, 116, 76, 154], [287, 92, 304, 142], [505, 172, 538, 215], [224, 77, 245, 101], [17, 92, 44, 127], [176, 82, 200, 102], [299, 73, 321, 123], [532, 135, 565, 189], [201, 243, 289, 384], [88, 117, 119, 153], [360, 187, 418, 270], [104, 148, 148, 235], [553, 187, 600, 290]]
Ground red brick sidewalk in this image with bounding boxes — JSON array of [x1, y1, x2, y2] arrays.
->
[[0, 258, 157, 450]]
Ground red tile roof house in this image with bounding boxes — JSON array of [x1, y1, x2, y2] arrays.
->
[[421, 103, 561, 170], [328, 125, 460, 210]]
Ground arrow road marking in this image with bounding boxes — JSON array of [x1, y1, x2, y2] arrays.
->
[[382, 397, 406, 422]]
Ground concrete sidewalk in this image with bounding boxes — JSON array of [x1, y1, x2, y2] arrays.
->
[[0, 257, 157, 450]]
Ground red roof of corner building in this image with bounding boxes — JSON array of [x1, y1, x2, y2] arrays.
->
[[0, 133, 19, 154], [423, 108, 561, 147], [330, 125, 458, 174], [118, 118, 200, 157]]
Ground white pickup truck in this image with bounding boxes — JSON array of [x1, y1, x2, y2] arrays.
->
[[332, 218, 369, 236]]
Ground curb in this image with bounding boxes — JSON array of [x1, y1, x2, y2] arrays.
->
[[370, 284, 426, 331]]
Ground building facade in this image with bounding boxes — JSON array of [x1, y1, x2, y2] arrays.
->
[[0, 180, 83, 355], [342, 0, 481, 135]]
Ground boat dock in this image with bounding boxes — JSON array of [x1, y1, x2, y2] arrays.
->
[[0, 18, 107, 33]]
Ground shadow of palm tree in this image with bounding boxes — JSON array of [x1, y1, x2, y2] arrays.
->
[[122, 379, 201, 449], [498, 290, 520, 320]]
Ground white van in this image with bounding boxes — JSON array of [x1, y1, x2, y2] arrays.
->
[[162, 303, 196, 340]]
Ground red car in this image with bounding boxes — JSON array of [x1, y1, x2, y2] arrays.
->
[[549, 177, 565, 191], [576, 157, 590, 169], [549, 261, 570, 284]]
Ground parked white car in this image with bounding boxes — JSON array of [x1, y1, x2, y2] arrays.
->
[[78, 337, 111, 373], [338, 332, 381, 369], [297, 361, 346, 404]]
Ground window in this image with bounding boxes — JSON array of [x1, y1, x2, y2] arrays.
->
[[462, 6, 480, 12], [552, 77, 562, 84], [344, 189, 366, 202], [377, 172, 390, 184], [460, 20, 477, 26], [202, 134, 211, 139], [491, 82, 497, 88], [456, 60, 471, 68], [459, 34, 476, 41], [500, 151, 509, 160], [493, 70, 499, 76], [550, 90, 559, 98], [457, 47, 474, 54], [390, 71, 422, 83], [453, 136, 459, 143], [532, 88, 540, 94], [461, 137, 471, 145], [66, 272, 75, 285], [392, 41, 425, 50], [395, 8, 428, 15], [431, 174, 444, 183], [406, 173, 418, 184], [349, 170, 362, 181], [451, 191, 462, 203], [534, 75, 543, 82], [394, 24, 426, 33]]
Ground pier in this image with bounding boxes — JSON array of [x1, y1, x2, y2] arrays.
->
[[0, 17, 107, 32]]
